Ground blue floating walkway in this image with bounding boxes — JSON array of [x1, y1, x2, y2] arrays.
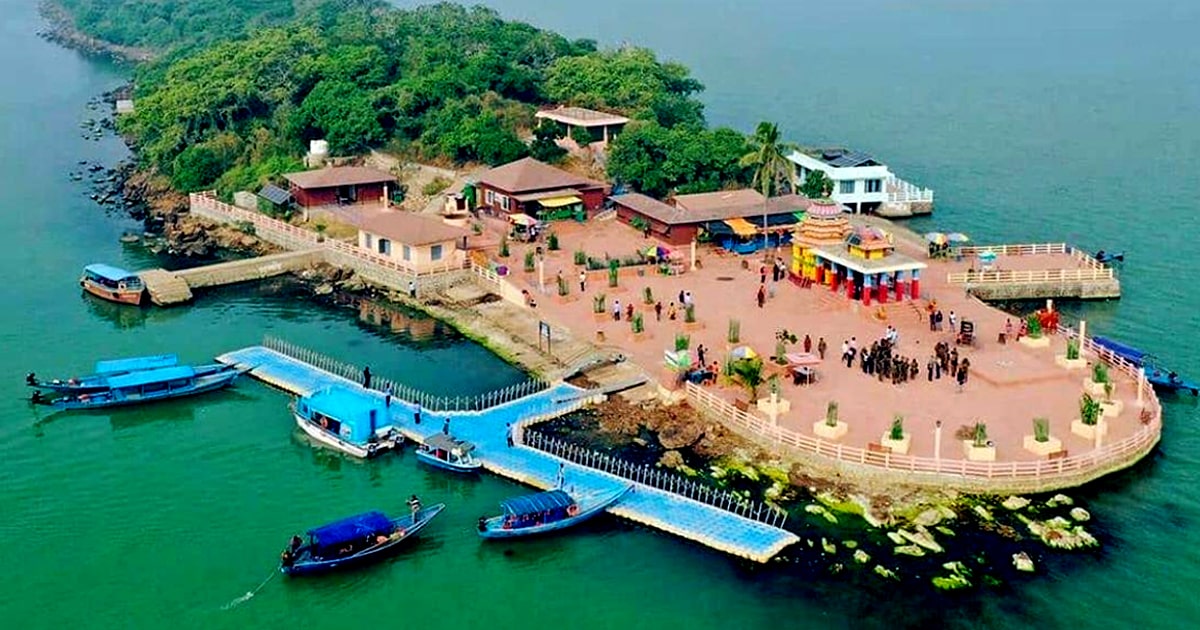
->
[[217, 346, 799, 562]]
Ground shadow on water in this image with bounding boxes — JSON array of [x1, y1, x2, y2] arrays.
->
[[81, 292, 189, 330]]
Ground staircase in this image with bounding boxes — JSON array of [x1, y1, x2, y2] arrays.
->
[[138, 269, 193, 306]]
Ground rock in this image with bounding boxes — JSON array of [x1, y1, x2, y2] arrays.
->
[[804, 504, 838, 524], [821, 538, 837, 554], [873, 565, 897, 580], [1047, 494, 1074, 508], [973, 505, 994, 521], [899, 528, 944, 554], [1002, 496, 1031, 511], [853, 549, 871, 564], [1012, 552, 1035, 572], [314, 283, 334, 296], [843, 540, 858, 549], [653, 410, 704, 450], [657, 450, 685, 470], [1027, 517, 1099, 550], [632, 437, 648, 447], [1070, 507, 1091, 522], [806, 539, 814, 548], [886, 531, 906, 545], [935, 526, 957, 538], [932, 573, 971, 590], [914, 508, 944, 527], [895, 544, 926, 557]]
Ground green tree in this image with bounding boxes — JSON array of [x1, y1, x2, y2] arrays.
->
[[296, 79, 385, 153], [545, 47, 705, 128], [607, 121, 748, 197], [740, 121, 798, 246], [529, 119, 567, 163], [799, 169, 834, 199]]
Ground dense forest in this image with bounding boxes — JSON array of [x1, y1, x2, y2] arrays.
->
[[96, 1, 753, 198]]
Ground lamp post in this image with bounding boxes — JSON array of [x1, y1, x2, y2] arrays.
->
[[934, 419, 943, 469]]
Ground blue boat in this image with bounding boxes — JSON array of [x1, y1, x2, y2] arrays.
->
[[293, 387, 403, 458], [477, 485, 633, 539], [1091, 336, 1147, 365], [280, 503, 445, 576], [415, 433, 481, 473], [26, 354, 181, 393], [1146, 368, 1200, 396], [1092, 336, 1197, 395], [33, 364, 244, 410], [1094, 250, 1125, 265]]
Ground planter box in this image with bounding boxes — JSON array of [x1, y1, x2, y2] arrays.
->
[[881, 433, 911, 455], [1055, 355, 1088, 370], [1070, 418, 1108, 441], [962, 441, 996, 461], [1100, 399, 1124, 418], [813, 420, 848, 440], [1019, 336, 1051, 348], [757, 396, 791, 419], [1023, 435, 1063, 456], [630, 331, 649, 343], [555, 294, 577, 305], [682, 321, 704, 332], [593, 312, 611, 323], [1081, 379, 1109, 396]]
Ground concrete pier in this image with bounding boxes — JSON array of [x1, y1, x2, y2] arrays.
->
[[138, 249, 323, 305], [944, 243, 1120, 301]]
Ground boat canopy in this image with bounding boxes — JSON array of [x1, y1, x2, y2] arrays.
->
[[307, 511, 393, 552], [424, 434, 475, 453], [105, 365, 197, 389], [500, 490, 574, 515], [83, 263, 137, 282], [302, 386, 383, 443], [1091, 336, 1148, 365], [94, 354, 179, 374]]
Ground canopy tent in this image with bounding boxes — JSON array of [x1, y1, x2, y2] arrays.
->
[[746, 214, 802, 227], [977, 250, 998, 269], [83, 263, 138, 282], [703, 221, 734, 236], [94, 354, 178, 374], [785, 352, 822, 367], [644, 245, 671, 258], [500, 490, 574, 516], [105, 365, 196, 389], [424, 434, 475, 453], [946, 232, 970, 243], [509, 214, 538, 226], [723, 218, 757, 237], [924, 232, 948, 245], [307, 511, 394, 553], [730, 346, 757, 360], [536, 195, 582, 208]]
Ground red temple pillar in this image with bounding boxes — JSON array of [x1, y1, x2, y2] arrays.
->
[[878, 273, 889, 303], [862, 274, 873, 306], [910, 269, 921, 300], [895, 270, 906, 301], [846, 272, 855, 299], [831, 266, 840, 291]]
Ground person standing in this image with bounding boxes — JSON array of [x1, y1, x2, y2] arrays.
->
[[407, 494, 422, 523], [414, 404, 422, 425], [817, 337, 827, 360], [408, 279, 417, 299], [613, 298, 621, 321], [362, 366, 372, 389], [803, 334, 812, 354], [760, 265, 767, 284], [442, 417, 450, 435], [697, 344, 707, 367], [678, 289, 685, 305], [579, 269, 587, 293], [625, 303, 633, 321], [555, 462, 565, 489], [756, 284, 766, 308], [655, 301, 663, 321], [927, 356, 935, 381], [506, 423, 514, 447], [384, 384, 393, 408], [668, 302, 677, 320], [948, 311, 958, 333]]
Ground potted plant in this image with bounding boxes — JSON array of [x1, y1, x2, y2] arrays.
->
[[1020, 313, 1050, 348], [573, 249, 587, 266], [499, 234, 510, 258], [592, 293, 607, 322], [1083, 361, 1109, 396], [1100, 380, 1123, 417], [683, 303, 702, 331], [1056, 337, 1087, 370], [608, 259, 620, 288], [630, 312, 645, 340], [756, 373, 791, 421], [814, 400, 848, 440], [1071, 392, 1107, 440], [314, 222, 328, 243], [727, 318, 741, 344], [674, 333, 690, 352], [643, 286, 654, 305], [556, 274, 570, 300], [524, 250, 536, 273], [963, 421, 996, 461], [547, 232, 559, 251], [1023, 416, 1063, 456], [881, 413, 911, 454]]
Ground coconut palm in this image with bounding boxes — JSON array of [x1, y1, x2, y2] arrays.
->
[[740, 121, 799, 248]]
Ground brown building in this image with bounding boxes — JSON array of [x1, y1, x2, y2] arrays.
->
[[354, 209, 470, 273], [475, 157, 608, 220], [611, 190, 813, 248], [283, 166, 398, 209]]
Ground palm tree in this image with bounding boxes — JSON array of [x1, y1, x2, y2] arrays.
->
[[740, 122, 799, 250]]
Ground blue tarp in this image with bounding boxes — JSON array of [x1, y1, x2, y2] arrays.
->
[[303, 386, 382, 443], [308, 511, 393, 550], [94, 354, 179, 374], [500, 490, 574, 515], [1091, 336, 1148, 365], [83, 264, 137, 282], [105, 365, 196, 389]]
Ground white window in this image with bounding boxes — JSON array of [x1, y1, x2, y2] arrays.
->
[[363, 233, 373, 249], [865, 179, 882, 193], [402, 244, 412, 261], [431, 244, 443, 261], [500, 195, 510, 211], [485, 189, 495, 205], [377, 238, 391, 255], [839, 180, 856, 194]]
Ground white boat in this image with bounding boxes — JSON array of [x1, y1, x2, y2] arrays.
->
[[293, 387, 403, 458]]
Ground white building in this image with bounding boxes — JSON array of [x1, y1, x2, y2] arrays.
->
[[788, 148, 933, 216]]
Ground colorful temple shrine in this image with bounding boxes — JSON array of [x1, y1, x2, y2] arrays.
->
[[790, 202, 927, 303]]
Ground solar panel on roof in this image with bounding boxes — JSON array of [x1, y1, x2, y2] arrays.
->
[[826, 150, 878, 168], [259, 183, 292, 205]]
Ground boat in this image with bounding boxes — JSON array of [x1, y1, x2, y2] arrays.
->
[[292, 387, 403, 458], [1092, 336, 1197, 395], [33, 364, 244, 410], [26, 353, 180, 393], [477, 485, 633, 539], [415, 434, 481, 473], [1091, 335, 1147, 366], [279, 503, 445, 576], [1146, 368, 1200, 396], [1093, 250, 1125, 264], [80, 264, 145, 305]]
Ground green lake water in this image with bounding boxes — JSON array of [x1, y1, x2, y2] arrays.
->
[[4, 0, 1200, 627]]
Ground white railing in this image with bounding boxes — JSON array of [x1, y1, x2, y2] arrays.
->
[[946, 267, 1114, 284], [956, 243, 1067, 256], [885, 177, 934, 203]]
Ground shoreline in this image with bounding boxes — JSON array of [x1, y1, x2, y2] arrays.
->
[[36, 1, 155, 62]]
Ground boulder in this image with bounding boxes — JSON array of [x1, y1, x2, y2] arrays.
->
[[1012, 552, 1035, 573], [874, 565, 897, 580], [1002, 496, 1031, 511], [822, 538, 837, 554], [899, 528, 944, 554], [314, 283, 334, 296], [894, 544, 926, 557], [914, 508, 944, 527], [657, 450, 685, 470], [1047, 494, 1074, 508], [973, 505, 994, 521], [854, 549, 871, 564], [1069, 507, 1091, 522]]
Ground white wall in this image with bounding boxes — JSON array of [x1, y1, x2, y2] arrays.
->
[[789, 151, 892, 205]]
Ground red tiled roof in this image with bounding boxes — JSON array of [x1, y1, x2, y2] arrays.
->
[[283, 166, 397, 189], [477, 157, 602, 194], [355, 210, 468, 246], [613, 191, 813, 225]]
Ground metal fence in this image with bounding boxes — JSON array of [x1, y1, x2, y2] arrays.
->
[[262, 335, 549, 412], [523, 430, 789, 529]]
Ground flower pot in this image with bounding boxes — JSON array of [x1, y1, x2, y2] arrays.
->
[[1081, 379, 1108, 396], [1100, 399, 1124, 418], [757, 395, 791, 418], [813, 420, 848, 440], [1055, 355, 1088, 370], [1019, 336, 1051, 348], [962, 441, 996, 461], [1023, 435, 1063, 456], [881, 433, 911, 454], [1070, 418, 1108, 440]]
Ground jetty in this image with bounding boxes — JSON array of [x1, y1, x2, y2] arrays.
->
[[943, 243, 1120, 300], [138, 249, 323, 306], [215, 340, 799, 563]]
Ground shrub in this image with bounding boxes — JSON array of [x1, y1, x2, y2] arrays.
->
[[1066, 338, 1080, 360], [1033, 417, 1050, 442], [630, 216, 649, 232], [1080, 393, 1102, 426], [972, 422, 989, 448], [586, 256, 606, 270], [421, 176, 451, 196], [674, 333, 690, 352], [571, 125, 594, 147], [632, 312, 644, 334], [1026, 313, 1043, 339], [557, 275, 569, 296], [547, 232, 559, 251], [825, 401, 839, 427], [608, 265, 619, 288], [234, 220, 256, 236], [1103, 381, 1114, 402], [728, 319, 740, 343], [592, 293, 606, 314], [890, 415, 905, 441], [472, 222, 483, 235], [523, 250, 536, 272], [643, 286, 654, 305], [774, 339, 788, 365], [732, 357, 765, 399], [499, 234, 510, 258], [574, 249, 587, 265], [684, 304, 696, 323], [1092, 361, 1109, 384]]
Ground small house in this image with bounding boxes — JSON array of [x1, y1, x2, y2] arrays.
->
[[535, 106, 629, 146], [355, 209, 470, 272], [475, 157, 608, 221], [283, 166, 398, 209], [611, 189, 811, 250]]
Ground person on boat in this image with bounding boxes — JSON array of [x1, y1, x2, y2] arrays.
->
[[478, 516, 488, 532], [556, 462, 565, 489], [30, 390, 43, 404], [408, 494, 422, 523], [25, 372, 36, 386], [1169, 372, 1181, 384], [362, 366, 372, 389], [1095, 250, 1106, 261]]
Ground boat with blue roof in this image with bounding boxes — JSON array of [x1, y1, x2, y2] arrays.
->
[[280, 499, 445, 576], [31, 363, 244, 410], [80, 264, 145, 305], [415, 433, 481, 472], [1091, 336, 1197, 395], [292, 387, 404, 458], [477, 485, 633, 539], [26, 354, 180, 394]]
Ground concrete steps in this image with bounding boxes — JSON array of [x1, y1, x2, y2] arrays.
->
[[139, 269, 193, 306]]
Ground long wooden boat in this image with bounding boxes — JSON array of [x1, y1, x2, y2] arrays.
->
[[1146, 369, 1199, 396], [280, 503, 445, 577], [415, 433, 481, 473], [80, 264, 145, 306], [293, 387, 403, 458], [33, 364, 243, 411], [26, 354, 183, 394], [1092, 336, 1197, 394], [477, 485, 633, 539]]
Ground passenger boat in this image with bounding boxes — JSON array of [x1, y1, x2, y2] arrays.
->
[[1146, 368, 1200, 396], [1091, 335, 1147, 365], [415, 434, 481, 472], [279, 503, 445, 577], [32, 364, 244, 411], [477, 485, 633, 539], [80, 264, 145, 305], [26, 354, 180, 393], [1091, 336, 1197, 395], [1093, 250, 1125, 264], [292, 387, 403, 458]]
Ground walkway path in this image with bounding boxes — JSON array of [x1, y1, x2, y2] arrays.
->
[[216, 345, 798, 562]]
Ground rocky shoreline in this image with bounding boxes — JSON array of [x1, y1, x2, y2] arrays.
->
[[37, 1, 154, 62]]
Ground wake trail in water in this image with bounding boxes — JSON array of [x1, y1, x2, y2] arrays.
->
[[221, 569, 277, 610]]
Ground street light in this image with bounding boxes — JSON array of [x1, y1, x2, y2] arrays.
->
[[934, 420, 943, 468]]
